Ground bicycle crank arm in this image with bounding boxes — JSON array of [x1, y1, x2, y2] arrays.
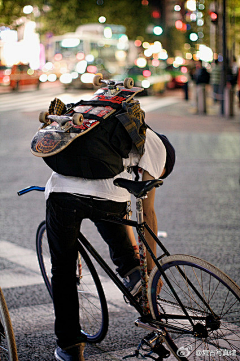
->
[[135, 318, 166, 338]]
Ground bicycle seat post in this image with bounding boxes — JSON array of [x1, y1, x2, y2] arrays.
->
[[136, 197, 145, 225], [136, 196, 150, 315]]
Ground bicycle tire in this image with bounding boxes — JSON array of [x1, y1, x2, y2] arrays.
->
[[36, 221, 109, 343], [148, 254, 240, 361], [0, 288, 18, 361], [36, 221, 53, 298]]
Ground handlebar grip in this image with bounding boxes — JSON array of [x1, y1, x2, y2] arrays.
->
[[17, 186, 45, 196]]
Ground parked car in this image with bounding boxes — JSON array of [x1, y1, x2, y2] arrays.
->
[[10, 63, 41, 90], [0, 65, 11, 86], [166, 65, 188, 89], [122, 65, 171, 95]]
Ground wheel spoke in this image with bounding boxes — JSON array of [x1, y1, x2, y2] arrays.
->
[[148, 255, 240, 360]]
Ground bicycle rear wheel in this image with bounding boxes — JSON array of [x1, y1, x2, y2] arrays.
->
[[36, 221, 52, 297], [36, 221, 109, 343], [0, 288, 18, 361], [148, 254, 240, 360]]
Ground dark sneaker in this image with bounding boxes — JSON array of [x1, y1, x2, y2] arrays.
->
[[54, 344, 85, 361], [123, 269, 141, 296]]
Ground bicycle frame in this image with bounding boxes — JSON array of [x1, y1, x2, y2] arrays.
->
[[79, 201, 216, 334]]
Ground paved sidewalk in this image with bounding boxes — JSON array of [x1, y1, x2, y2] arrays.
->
[[144, 89, 240, 134]]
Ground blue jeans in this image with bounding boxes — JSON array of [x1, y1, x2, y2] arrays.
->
[[46, 192, 139, 349]]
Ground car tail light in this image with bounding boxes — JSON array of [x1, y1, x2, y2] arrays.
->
[[87, 65, 97, 74], [3, 75, 10, 83], [142, 70, 151, 77], [175, 75, 188, 83]]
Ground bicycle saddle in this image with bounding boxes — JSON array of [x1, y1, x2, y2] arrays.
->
[[113, 178, 163, 198]]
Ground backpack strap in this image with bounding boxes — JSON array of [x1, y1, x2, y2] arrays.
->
[[116, 100, 146, 156]]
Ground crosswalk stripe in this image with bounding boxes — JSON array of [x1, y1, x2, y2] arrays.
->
[[0, 94, 51, 106], [0, 91, 92, 112], [0, 89, 54, 105], [1, 270, 43, 289], [0, 97, 50, 113], [0, 90, 180, 113], [0, 240, 43, 288], [0, 240, 124, 303], [0, 240, 39, 272], [22, 92, 93, 112], [141, 96, 179, 112]]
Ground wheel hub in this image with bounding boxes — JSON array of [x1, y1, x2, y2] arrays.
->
[[193, 323, 208, 338], [206, 314, 221, 331]]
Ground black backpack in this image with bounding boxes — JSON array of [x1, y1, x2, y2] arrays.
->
[[44, 115, 133, 179], [38, 88, 146, 179], [155, 132, 175, 179], [147, 125, 175, 179], [133, 127, 175, 181]]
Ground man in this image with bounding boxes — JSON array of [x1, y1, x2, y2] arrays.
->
[[45, 121, 167, 360], [210, 59, 221, 102], [194, 60, 210, 113], [194, 59, 210, 85]]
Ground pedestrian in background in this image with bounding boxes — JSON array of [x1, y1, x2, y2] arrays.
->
[[226, 57, 238, 88], [231, 56, 238, 84], [194, 60, 210, 86], [194, 60, 210, 113], [237, 67, 240, 108], [210, 59, 221, 102]]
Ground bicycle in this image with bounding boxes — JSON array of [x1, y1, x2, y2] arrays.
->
[[18, 180, 240, 361], [0, 287, 18, 361]]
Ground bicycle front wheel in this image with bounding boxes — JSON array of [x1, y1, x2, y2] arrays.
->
[[36, 221, 109, 343], [0, 288, 18, 361], [148, 254, 240, 360]]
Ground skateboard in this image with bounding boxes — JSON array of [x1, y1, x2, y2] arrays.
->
[[31, 75, 143, 157]]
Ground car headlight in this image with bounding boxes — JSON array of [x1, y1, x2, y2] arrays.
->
[[80, 73, 95, 84], [48, 74, 57, 82], [141, 79, 150, 88], [71, 72, 78, 79], [39, 74, 48, 82], [60, 73, 72, 84]]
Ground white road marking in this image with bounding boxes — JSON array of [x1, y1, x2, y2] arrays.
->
[[0, 90, 180, 113], [0, 240, 43, 288], [0, 240, 124, 302]]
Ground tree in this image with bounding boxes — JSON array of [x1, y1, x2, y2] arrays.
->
[[163, 27, 187, 58], [0, 0, 30, 26], [0, 0, 152, 40]]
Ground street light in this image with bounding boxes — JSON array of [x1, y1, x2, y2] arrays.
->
[[189, 33, 198, 41], [23, 5, 33, 14], [98, 16, 106, 23]]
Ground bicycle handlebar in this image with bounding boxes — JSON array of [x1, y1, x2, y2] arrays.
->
[[17, 186, 45, 196]]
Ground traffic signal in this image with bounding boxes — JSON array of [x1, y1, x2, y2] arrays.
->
[[210, 11, 218, 24]]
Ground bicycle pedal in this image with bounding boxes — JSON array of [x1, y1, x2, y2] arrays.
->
[[152, 343, 170, 359]]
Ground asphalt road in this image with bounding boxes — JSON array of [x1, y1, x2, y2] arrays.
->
[[0, 83, 239, 360]]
